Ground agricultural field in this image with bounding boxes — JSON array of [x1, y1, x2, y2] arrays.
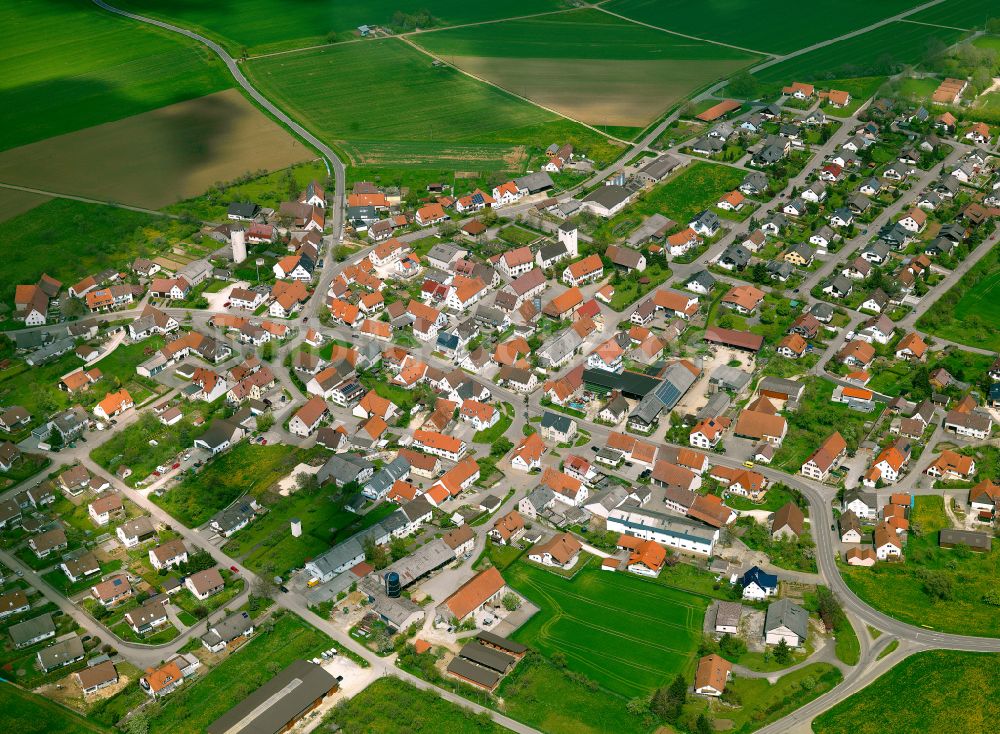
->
[[0, 189, 51, 223], [605, 0, 926, 55], [753, 22, 967, 84], [324, 677, 507, 733], [0, 90, 312, 210], [813, 650, 1000, 734], [245, 38, 626, 170], [144, 611, 334, 734], [152, 443, 309, 527], [506, 556, 706, 698], [916, 245, 1000, 351], [841, 496, 1000, 637], [0, 200, 199, 303], [909, 0, 998, 29], [0, 682, 108, 734], [414, 9, 758, 128], [771, 378, 883, 472], [115, 0, 571, 55], [0, 0, 231, 152]]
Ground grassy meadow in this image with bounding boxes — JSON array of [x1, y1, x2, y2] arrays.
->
[[841, 496, 1000, 637], [0, 199, 198, 302], [605, 0, 926, 55], [0, 682, 108, 734], [909, 0, 998, 28], [813, 650, 1000, 734], [0, 0, 231, 152], [916, 245, 1000, 351]]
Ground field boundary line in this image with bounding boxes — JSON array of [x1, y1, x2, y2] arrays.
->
[[898, 18, 971, 32], [592, 6, 774, 57], [748, 0, 949, 74], [246, 7, 580, 61], [397, 37, 633, 144], [0, 181, 215, 223]]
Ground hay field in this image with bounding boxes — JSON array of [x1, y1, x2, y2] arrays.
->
[[414, 10, 758, 127], [0, 0, 231, 152], [753, 21, 966, 84], [0, 90, 312, 210], [606, 0, 926, 54], [0, 189, 51, 223], [115, 0, 570, 55]]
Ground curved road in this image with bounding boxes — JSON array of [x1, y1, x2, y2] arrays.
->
[[92, 0, 345, 244], [78, 2, 1000, 730]]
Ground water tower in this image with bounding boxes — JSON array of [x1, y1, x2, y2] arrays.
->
[[231, 227, 247, 264], [384, 571, 401, 598], [290, 518, 302, 537]]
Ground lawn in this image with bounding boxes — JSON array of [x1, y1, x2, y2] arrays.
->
[[608, 260, 673, 311], [146, 611, 333, 734], [771, 377, 882, 473], [413, 9, 757, 127], [506, 556, 707, 698], [115, 0, 571, 55], [245, 38, 625, 169], [0, 199, 198, 302], [152, 443, 301, 527], [325, 676, 507, 733], [866, 348, 994, 400], [813, 650, 1000, 734], [753, 22, 967, 84], [592, 162, 745, 244], [221, 487, 396, 576], [498, 225, 541, 247], [841, 496, 1000, 637], [917, 245, 1000, 351], [605, 0, 926, 55], [0, 681, 108, 734], [91, 408, 214, 485], [0, 0, 231, 151]]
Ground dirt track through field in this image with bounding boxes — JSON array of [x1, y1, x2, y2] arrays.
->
[[446, 56, 750, 127], [0, 89, 310, 209]]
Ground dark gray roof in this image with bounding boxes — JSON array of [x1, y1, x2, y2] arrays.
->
[[446, 656, 501, 688], [687, 270, 717, 289], [540, 411, 574, 434], [765, 598, 809, 639], [8, 613, 55, 646], [459, 642, 515, 673], [583, 184, 631, 210], [207, 660, 337, 734]]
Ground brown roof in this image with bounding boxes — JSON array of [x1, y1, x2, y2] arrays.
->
[[187, 567, 224, 595], [531, 532, 582, 565], [444, 567, 506, 620], [771, 502, 805, 536], [77, 660, 117, 689], [704, 326, 764, 351], [688, 494, 733, 528], [442, 524, 475, 550], [804, 432, 847, 473], [695, 654, 731, 692], [491, 511, 525, 541], [734, 410, 786, 440], [293, 396, 328, 427]]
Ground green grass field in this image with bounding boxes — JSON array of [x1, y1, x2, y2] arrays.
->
[[0, 682, 108, 734], [813, 650, 1000, 734], [605, 0, 926, 55], [146, 612, 333, 734], [0, 0, 231, 152], [909, 0, 997, 28], [753, 21, 967, 83], [325, 677, 507, 733], [245, 38, 624, 169], [0, 199, 198, 302], [506, 557, 706, 698], [772, 378, 883, 472], [115, 0, 571, 55], [916, 246, 1000, 351], [841, 496, 1000, 637], [152, 443, 303, 526]]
